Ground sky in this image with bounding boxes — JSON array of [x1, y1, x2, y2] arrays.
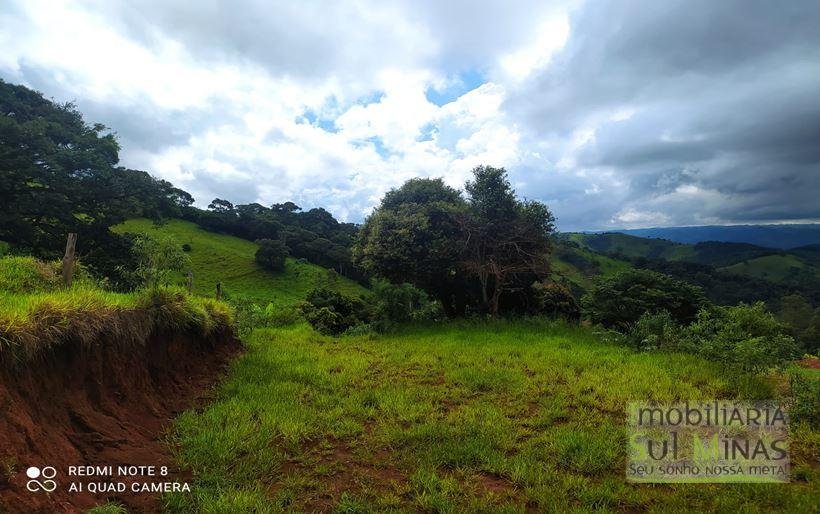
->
[[1, 0, 819, 231]]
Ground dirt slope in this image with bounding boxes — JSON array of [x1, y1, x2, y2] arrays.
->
[[0, 332, 240, 513]]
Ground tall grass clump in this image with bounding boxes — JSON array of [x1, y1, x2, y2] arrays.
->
[[0, 256, 234, 366]]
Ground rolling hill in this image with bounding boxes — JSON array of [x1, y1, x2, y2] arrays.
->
[[114, 219, 368, 306], [611, 223, 820, 249]]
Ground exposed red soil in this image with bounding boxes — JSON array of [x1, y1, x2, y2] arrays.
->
[[0, 331, 240, 513], [798, 356, 820, 369]]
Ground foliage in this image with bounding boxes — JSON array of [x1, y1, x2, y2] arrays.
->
[[681, 303, 800, 373], [779, 294, 820, 354], [254, 238, 288, 272], [231, 296, 301, 336], [369, 279, 443, 329], [582, 268, 708, 329], [531, 281, 580, 321], [355, 167, 556, 318], [788, 371, 820, 428], [300, 288, 369, 335], [624, 311, 680, 351], [462, 166, 555, 316], [0, 80, 193, 269], [130, 234, 190, 288], [353, 178, 468, 316]]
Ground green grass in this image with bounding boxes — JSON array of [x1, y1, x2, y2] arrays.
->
[[168, 320, 819, 512], [114, 219, 367, 307], [721, 254, 820, 282], [0, 255, 233, 363]]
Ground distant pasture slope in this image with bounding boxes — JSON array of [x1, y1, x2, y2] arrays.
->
[[565, 232, 820, 284], [115, 219, 367, 307]]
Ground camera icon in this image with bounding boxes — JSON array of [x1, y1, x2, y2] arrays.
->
[[25, 466, 57, 492]]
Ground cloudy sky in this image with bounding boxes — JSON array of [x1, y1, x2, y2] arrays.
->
[[2, 0, 819, 230]]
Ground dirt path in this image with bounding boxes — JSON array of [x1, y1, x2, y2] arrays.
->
[[0, 332, 240, 513]]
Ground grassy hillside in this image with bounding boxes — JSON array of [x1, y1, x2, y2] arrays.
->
[[168, 321, 819, 512], [114, 219, 367, 307], [551, 241, 632, 294], [721, 254, 820, 282], [565, 233, 820, 289]]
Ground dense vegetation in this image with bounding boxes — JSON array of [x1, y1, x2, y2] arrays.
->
[[354, 167, 556, 317]]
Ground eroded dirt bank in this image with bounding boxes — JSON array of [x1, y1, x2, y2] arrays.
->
[[0, 332, 240, 513]]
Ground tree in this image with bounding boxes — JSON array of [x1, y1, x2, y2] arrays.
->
[[462, 166, 555, 316], [582, 269, 708, 329], [532, 281, 580, 321], [131, 235, 190, 288], [208, 198, 235, 214], [353, 178, 469, 316], [255, 238, 288, 272]]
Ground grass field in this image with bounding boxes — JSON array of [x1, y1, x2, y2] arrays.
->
[[721, 254, 820, 282], [114, 219, 367, 306], [167, 321, 819, 513]]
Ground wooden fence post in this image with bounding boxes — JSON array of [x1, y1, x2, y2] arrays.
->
[[186, 271, 194, 293], [216, 282, 222, 300], [62, 233, 77, 287]]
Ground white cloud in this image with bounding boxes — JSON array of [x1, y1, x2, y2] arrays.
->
[[2, 0, 817, 230]]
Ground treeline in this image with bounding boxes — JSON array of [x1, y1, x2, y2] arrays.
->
[[0, 79, 363, 286], [0, 79, 194, 286], [180, 199, 366, 283]]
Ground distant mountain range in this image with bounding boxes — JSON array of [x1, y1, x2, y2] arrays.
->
[[597, 224, 820, 249], [551, 231, 820, 307]]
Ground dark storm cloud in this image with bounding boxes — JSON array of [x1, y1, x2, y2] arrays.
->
[[508, 0, 820, 227]]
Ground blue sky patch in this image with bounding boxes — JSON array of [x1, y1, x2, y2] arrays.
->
[[425, 68, 486, 106]]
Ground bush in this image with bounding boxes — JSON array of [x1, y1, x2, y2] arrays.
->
[[368, 280, 442, 330], [232, 297, 301, 335], [582, 269, 708, 329], [131, 234, 190, 288], [300, 288, 369, 335], [788, 372, 819, 427], [182, 243, 192, 252], [532, 281, 580, 321], [625, 311, 679, 351], [683, 303, 800, 373], [255, 238, 288, 272]]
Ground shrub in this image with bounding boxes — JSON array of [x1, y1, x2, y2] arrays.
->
[[182, 243, 192, 252], [582, 269, 708, 329], [131, 234, 190, 288], [369, 280, 442, 329], [788, 372, 819, 428], [532, 281, 580, 321], [683, 303, 800, 373], [232, 297, 301, 335], [255, 239, 288, 272], [300, 288, 369, 335], [625, 310, 679, 351]]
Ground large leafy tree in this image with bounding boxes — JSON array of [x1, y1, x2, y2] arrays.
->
[[462, 166, 555, 316], [0, 80, 193, 264], [352, 178, 469, 316]]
